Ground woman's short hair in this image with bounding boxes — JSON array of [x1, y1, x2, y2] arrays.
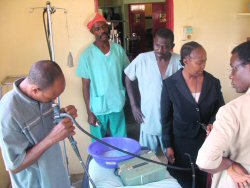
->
[[180, 41, 203, 66]]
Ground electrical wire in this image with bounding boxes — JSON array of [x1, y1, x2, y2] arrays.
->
[[185, 153, 196, 188], [55, 113, 197, 171], [67, 136, 96, 188], [57, 113, 194, 171], [54, 111, 96, 188], [62, 140, 71, 182], [55, 113, 197, 188]]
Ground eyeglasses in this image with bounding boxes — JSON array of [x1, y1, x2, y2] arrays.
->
[[92, 24, 108, 32], [228, 63, 244, 75]]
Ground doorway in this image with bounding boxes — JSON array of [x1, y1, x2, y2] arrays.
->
[[128, 3, 166, 59], [96, 0, 171, 60]]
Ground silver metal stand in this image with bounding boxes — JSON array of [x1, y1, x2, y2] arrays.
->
[[45, 1, 55, 61], [44, 2, 72, 185], [30, 2, 73, 186]]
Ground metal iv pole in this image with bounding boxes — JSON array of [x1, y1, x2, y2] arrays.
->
[[45, 1, 55, 61], [30, 1, 72, 185], [30, 2, 90, 188], [44, 2, 73, 185]]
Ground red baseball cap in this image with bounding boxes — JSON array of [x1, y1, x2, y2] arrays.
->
[[87, 13, 107, 30]]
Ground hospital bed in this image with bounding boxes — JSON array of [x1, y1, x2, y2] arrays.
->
[[82, 155, 181, 188]]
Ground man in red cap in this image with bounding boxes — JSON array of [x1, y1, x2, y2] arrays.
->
[[76, 13, 130, 140]]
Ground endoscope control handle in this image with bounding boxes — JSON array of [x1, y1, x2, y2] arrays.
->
[[54, 112, 77, 144]]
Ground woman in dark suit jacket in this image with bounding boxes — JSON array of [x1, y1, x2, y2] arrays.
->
[[161, 41, 225, 188]]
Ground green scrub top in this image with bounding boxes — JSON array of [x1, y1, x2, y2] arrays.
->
[[76, 42, 129, 115]]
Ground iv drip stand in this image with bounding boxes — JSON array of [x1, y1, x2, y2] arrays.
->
[[30, 2, 76, 186], [46, 1, 55, 61], [43, 1, 71, 185]]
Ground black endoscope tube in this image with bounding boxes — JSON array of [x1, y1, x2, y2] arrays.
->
[[67, 136, 96, 188], [54, 114, 96, 188], [185, 153, 196, 188], [57, 113, 193, 172]]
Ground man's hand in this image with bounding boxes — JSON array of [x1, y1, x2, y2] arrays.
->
[[61, 105, 78, 118], [131, 105, 145, 124], [49, 117, 75, 144], [227, 162, 250, 188], [166, 147, 175, 164], [206, 124, 213, 136], [87, 112, 100, 127]]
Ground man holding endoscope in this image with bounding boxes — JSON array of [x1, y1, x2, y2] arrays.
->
[[0, 60, 77, 188]]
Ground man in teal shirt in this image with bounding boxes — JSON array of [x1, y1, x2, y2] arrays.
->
[[76, 13, 129, 140]]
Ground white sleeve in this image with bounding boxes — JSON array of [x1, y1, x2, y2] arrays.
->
[[196, 105, 237, 169], [124, 54, 142, 81]]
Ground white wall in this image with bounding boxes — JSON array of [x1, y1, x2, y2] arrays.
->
[[174, 0, 250, 102]]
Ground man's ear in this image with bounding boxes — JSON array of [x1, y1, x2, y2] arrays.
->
[[31, 85, 40, 95]]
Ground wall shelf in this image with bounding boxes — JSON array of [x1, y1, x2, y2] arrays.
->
[[0, 75, 25, 99], [237, 13, 250, 16]]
